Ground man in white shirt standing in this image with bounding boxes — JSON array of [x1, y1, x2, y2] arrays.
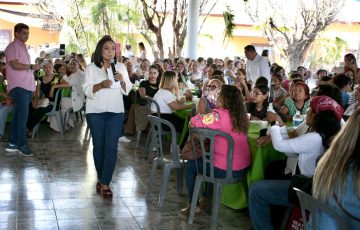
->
[[244, 45, 270, 88]]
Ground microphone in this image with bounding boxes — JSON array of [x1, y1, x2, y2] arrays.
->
[[110, 59, 118, 82]]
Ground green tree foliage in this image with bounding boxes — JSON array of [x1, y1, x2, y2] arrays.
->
[[307, 36, 347, 70], [67, 0, 142, 56]]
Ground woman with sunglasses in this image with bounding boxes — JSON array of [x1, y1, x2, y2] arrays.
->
[[197, 78, 223, 115]]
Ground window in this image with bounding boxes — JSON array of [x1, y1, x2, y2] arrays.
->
[[0, 30, 11, 51]]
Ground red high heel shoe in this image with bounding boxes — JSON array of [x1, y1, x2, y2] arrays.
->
[[100, 186, 113, 198]]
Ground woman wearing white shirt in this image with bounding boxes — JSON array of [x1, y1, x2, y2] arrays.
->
[[49, 58, 85, 130], [151, 70, 194, 132], [248, 95, 343, 230], [83, 35, 132, 198]]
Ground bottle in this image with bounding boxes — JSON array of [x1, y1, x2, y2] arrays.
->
[[267, 103, 275, 113], [293, 110, 303, 127]]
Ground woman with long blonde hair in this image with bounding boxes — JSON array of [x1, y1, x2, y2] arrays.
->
[[151, 70, 194, 132], [312, 108, 360, 228]]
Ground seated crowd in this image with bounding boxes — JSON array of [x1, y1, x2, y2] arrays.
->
[[1, 44, 359, 229]]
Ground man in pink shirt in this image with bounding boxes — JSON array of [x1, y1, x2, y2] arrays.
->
[[4, 23, 40, 156]]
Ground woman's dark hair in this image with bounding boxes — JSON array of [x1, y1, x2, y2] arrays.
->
[[274, 66, 284, 75], [209, 63, 218, 71], [150, 64, 162, 85], [93, 35, 116, 68], [316, 69, 328, 76], [344, 53, 356, 65], [312, 110, 341, 149], [54, 63, 63, 73], [211, 69, 224, 78], [272, 73, 283, 83], [255, 76, 268, 86], [238, 68, 246, 76], [332, 73, 352, 89], [254, 84, 269, 108], [138, 42, 145, 50], [206, 57, 214, 67], [176, 62, 187, 77], [219, 85, 248, 133], [315, 84, 342, 105], [320, 75, 332, 82]]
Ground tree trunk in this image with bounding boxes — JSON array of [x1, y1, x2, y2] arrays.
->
[[156, 30, 164, 59]]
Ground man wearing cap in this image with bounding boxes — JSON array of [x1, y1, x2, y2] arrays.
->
[[4, 23, 40, 156]]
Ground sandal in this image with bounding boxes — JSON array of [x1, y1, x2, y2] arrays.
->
[[96, 182, 101, 193], [100, 186, 113, 198]]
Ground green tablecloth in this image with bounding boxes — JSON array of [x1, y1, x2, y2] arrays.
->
[[221, 123, 286, 209], [173, 107, 192, 144]]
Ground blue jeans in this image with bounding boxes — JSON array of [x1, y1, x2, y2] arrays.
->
[[185, 158, 246, 203], [248, 180, 293, 230], [8, 87, 32, 148], [86, 112, 124, 185], [0, 104, 13, 136]]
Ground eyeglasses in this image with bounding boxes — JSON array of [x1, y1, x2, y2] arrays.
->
[[207, 85, 218, 90]]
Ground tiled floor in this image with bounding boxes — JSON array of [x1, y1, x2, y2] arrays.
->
[[0, 121, 252, 229]]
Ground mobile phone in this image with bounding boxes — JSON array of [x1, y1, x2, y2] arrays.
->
[[59, 44, 65, 56]]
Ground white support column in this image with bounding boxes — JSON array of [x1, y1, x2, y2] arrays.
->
[[186, 0, 200, 59]]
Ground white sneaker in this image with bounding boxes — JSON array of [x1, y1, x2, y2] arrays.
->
[[119, 136, 132, 143]]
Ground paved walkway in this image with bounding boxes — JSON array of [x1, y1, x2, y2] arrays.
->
[[0, 120, 251, 229]]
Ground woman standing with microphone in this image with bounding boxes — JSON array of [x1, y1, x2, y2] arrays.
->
[[83, 35, 132, 198]]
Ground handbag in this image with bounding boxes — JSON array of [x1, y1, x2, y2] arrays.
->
[[286, 206, 306, 230], [181, 135, 210, 160], [288, 174, 313, 204], [180, 138, 202, 160]]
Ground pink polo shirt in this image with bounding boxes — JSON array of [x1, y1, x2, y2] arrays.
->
[[5, 38, 35, 92], [191, 109, 251, 171]]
